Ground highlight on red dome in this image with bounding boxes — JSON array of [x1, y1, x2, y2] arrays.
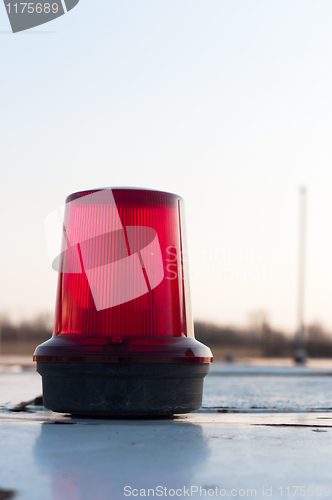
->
[[35, 187, 212, 416], [45, 189, 165, 310]]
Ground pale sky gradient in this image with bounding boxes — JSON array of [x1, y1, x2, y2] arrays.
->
[[1, 0, 332, 332]]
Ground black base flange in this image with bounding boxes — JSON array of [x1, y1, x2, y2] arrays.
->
[[37, 362, 209, 416]]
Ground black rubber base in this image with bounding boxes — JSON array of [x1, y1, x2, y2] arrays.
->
[[37, 363, 209, 417]]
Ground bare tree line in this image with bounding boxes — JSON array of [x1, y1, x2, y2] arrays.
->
[[195, 319, 332, 358], [0, 313, 332, 358]]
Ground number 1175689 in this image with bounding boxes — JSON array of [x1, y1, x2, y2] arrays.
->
[[6, 3, 59, 14], [279, 486, 330, 496]]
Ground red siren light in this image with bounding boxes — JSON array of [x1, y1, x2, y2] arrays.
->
[[34, 188, 212, 416]]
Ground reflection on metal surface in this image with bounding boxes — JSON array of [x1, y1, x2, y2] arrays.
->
[[33, 420, 209, 500]]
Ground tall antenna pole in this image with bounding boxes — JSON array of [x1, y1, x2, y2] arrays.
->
[[295, 186, 307, 363]]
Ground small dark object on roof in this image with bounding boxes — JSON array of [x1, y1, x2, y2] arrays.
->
[[0, 488, 16, 500], [11, 396, 43, 412]]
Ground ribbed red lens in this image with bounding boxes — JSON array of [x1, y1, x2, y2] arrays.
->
[[34, 188, 212, 364], [55, 188, 191, 339]]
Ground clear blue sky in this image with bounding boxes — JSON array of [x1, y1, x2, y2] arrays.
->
[[1, 0, 332, 331]]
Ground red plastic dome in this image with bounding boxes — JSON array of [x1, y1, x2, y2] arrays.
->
[[34, 188, 212, 364]]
